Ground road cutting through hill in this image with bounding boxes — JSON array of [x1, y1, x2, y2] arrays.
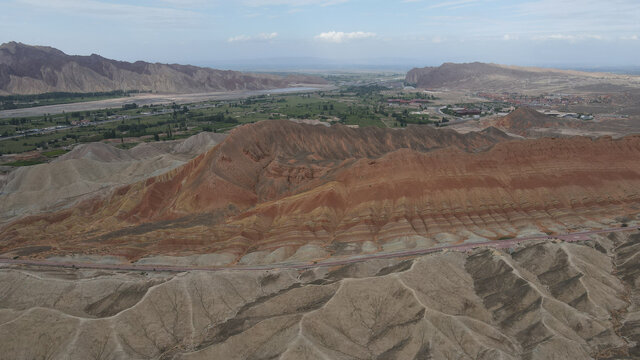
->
[[1, 225, 637, 273]]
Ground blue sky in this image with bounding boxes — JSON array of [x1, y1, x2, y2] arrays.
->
[[1, 0, 639, 69]]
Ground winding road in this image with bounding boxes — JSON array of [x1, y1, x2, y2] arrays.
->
[[0, 225, 637, 273]]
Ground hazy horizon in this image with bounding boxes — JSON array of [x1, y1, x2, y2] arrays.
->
[[1, 0, 639, 69], [5, 41, 640, 75]]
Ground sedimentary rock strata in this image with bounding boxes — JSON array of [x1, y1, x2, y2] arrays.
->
[[2, 121, 640, 264]]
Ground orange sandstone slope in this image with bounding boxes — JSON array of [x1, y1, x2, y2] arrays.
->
[[493, 107, 578, 136], [2, 121, 640, 263], [76, 120, 512, 222]]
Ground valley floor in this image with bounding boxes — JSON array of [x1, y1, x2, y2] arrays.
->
[[0, 86, 332, 119]]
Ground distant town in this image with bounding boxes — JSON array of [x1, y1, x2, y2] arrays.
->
[[477, 92, 612, 108]]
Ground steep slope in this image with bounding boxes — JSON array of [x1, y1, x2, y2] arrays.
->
[[1, 121, 640, 265], [406, 62, 639, 92], [493, 107, 578, 136], [0, 230, 638, 359], [0, 132, 225, 223], [0, 42, 326, 95]]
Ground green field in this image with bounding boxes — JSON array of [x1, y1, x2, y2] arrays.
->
[[0, 84, 439, 157], [3, 159, 46, 167], [0, 90, 143, 111]]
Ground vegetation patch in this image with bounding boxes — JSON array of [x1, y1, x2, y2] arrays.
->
[[0, 90, 143, 110], [3, 159, 45, 167], [42, 149, 69, 158]]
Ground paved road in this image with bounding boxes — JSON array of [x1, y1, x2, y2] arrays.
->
[[0, 225, 637, 273]]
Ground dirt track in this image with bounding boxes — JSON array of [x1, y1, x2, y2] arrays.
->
[[1, 225, 636, 273]]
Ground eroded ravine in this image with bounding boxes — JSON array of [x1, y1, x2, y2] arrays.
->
[[1, 230, 638, 359]]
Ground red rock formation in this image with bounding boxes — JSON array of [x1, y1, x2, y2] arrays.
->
[[2, 121, 640, 263]]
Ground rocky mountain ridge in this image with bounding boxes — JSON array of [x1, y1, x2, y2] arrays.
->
[[406, 62, 640, 92], [0, 42, 326, 95]]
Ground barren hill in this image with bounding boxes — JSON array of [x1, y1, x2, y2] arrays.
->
[[0, 229, 638, 359], [493, 107, 578, 136], [406, 62, 640, 92], [0, 42, 326, 95], [0, 132, 226, 223], [2, 120, 640, 266]]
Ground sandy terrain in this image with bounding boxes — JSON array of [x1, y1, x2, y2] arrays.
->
[[0, 132, 226, 223], [0, 230, 637, 359], [450, 107, 640, 138]]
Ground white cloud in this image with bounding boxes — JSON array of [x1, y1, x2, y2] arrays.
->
[[16, 0, 200, 26], [427, 0, 479, 9], [502, 34, 518, 41], [156, 0, 348, 7], [158, 0, 210, 6], [516, 0, 640, 35], [228, 35, 252, 43], [532, 33, 605, 41], [228, 32, 278, 42], [621, 35, 639, 40], [242, 0, 348, 6], [315, 31, 376, 43], [258, 32, 278, 40]]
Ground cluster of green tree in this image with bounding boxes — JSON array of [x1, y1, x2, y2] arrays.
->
[[106, 120, 167, 139], [241, 97, 271, 106], [0, 90, 139, 102], [189, 112, 238, 124], [435, 117, 450, 127], [440, 107, 457, 116], [2, 159, 45, 167], [4, 118, 29, 126], [103, 108, 231, 140], [115, 123, 148, 136], [392, 110, 432, 126], [62, 134, 80, 143], [67, 111, 92, 119], [414, 93, 436, 100], [389, 92, 436, 101], [121, 103, 138, 110], [308, 103, 335, 113], [169, 123, 178, 138], [0, 90, 141, 110], [341, 85, 388, 97]]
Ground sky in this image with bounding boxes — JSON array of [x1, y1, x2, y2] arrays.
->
[[1, 0, 639, 70]]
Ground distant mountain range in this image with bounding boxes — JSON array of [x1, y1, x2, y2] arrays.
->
[[0, 42, 326, 95], [406, 62, 640, 92]]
